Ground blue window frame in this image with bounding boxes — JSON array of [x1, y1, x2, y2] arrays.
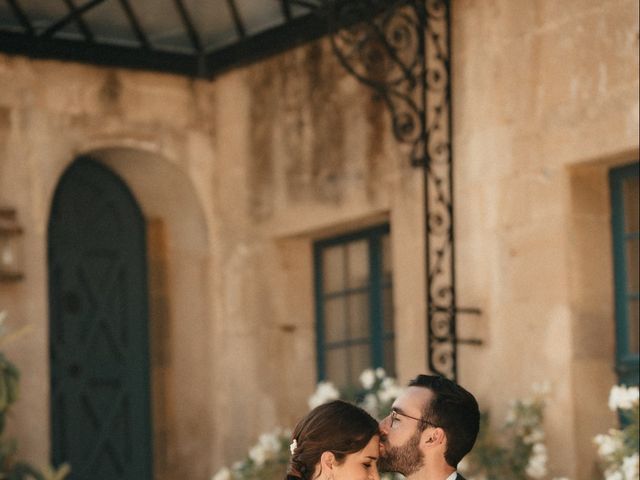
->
[[314, 225, 394, 388], [610, 163, 639, 386]]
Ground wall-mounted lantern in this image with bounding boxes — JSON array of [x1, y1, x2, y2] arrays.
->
[[0, 207, 24, 281]]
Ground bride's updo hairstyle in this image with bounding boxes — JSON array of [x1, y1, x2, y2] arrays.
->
[[286, 400, 379, 480]]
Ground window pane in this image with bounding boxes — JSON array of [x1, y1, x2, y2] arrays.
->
[[346, 240, 369, 289], [323, 245, 345, 293], [382, 234, 392, 279], [611, 165, 639, 386], [384, 338, 396, 377], [315, 226, 393, 388], [628, 299, 639, 355], [623, 177, 639, 233], [626, 239, 639, 293], [324, 298, 347, 343], [325, 348, 348, 388], [348, 344, 371, 386], [348, 293, 370, 340], [383, 286, 394, 334]]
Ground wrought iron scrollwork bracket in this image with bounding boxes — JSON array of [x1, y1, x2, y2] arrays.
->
[[300, 0, 480, 380]]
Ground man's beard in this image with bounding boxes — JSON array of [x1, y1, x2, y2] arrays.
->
[[378, 429, 425, 476]]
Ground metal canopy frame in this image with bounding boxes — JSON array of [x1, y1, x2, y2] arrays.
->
[[0, 0, 479, 380], [0, 0, 330, 77]]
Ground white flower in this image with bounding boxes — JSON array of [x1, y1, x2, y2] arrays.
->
[[0, 310, 6, 337], [249, 444, 267, 467], [246, 429, 282, 468], [361, 393, 379, 416], [257, 431, 280, 454], [609, 385, 640, 411], [525, 443, 547, 479], [622, 454, 639, 480], [523, 428, 545, 445], [505, 407, 516, 425], [308, 381, 340, 409], [595, 431, 624, 459], [605, 468, 625, 480], [360, 369, 376, 389], [609, 386, 623, 411], [378, 377, 402, 404], [532, 443, 546, 455], [375, 367, 386, 379], [290, 439, 298, 455], [211, 467, 232, 480]]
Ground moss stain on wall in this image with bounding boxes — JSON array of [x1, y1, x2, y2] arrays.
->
[[365, 93, 386, 199], [247, 62, 278, 221], [306, 42, 346, 204], [282, 48, 311, 203], [99, 71, 122, 114]]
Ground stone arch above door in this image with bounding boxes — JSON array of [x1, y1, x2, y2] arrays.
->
[[60, 147, 213, 480]]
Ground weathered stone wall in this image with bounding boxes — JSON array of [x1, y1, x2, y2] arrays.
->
[[0, 57, 219, 478], [453, 0, 639, 477], [0, 0, 637, 479]]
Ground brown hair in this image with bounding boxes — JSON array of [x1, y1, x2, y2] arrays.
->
[[287, 400, 379, 480]]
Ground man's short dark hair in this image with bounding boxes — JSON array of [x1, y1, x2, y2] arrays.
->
[[409, 374, 480, 467]]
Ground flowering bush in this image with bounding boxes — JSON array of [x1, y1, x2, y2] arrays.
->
[[593, 385, 639, 480], [212, 368, 402, 480], [0, 310, 70, 480], [459, 382, 566, 480], [211, 429, 292, 480], [352, 368, 404, 419]]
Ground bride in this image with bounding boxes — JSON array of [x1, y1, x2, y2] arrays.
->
[[286, 400, 381, 480]]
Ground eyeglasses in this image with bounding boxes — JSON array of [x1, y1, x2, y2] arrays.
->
[[388, 410, 439, 430]]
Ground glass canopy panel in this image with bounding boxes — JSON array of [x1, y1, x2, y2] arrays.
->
[[21, 2, 86, 39], [0, 0, 333, 77], [234, 1, 285, 36], [82, 1, 141, 47], [4, 2, 69, 33], [186, 0, 239, 52], [132, 0, 196, 53], [16, 2, 68, 28]]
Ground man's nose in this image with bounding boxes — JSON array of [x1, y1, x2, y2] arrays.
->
[[379, 415, 390, 433]]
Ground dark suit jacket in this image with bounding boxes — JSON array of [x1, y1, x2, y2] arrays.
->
[[456, 474, 466, 480]]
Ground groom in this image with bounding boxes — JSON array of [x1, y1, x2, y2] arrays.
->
[[378, 374, 480, 480]]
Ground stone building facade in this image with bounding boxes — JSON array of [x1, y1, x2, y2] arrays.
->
[[0, 1, 638, 479]]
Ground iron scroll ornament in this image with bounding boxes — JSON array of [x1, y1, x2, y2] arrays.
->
[[324, 0, 448, 170], [295, 0, 480, 380]]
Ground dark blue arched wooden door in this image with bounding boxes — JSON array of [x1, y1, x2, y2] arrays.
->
[[48, 158, 153, 480]]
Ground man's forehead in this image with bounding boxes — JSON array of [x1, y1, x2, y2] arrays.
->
[[393, 386, 432, 414]]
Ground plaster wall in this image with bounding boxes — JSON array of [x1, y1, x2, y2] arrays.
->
[[0, 0, 637, 479]]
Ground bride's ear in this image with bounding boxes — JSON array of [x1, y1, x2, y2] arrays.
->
[[320, 451, 336, 472]]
